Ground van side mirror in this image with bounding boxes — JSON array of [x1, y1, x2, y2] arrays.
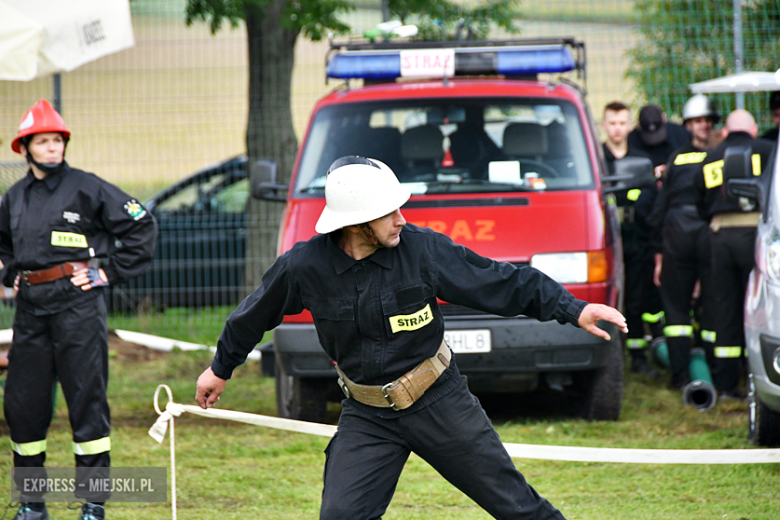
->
[[602, 156, 655, 194], [250, 160, 288, 202]]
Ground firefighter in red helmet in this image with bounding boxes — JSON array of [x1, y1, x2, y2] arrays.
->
[[2, 100, 157, 520]]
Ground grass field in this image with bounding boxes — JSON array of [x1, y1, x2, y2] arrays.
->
[[0, 344, 776, 520]]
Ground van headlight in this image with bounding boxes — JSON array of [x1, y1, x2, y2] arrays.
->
[[530, 251, 610, 284], [531, 253, 587, 284]]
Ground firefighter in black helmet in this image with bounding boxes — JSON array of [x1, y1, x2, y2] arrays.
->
[[1, 100, 157, 520]]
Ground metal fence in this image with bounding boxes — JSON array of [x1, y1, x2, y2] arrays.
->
[[0, 0, 778, 342]]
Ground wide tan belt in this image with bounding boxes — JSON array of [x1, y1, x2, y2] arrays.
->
[[335, 340, 452, 410], [710, 211, 761, 232]]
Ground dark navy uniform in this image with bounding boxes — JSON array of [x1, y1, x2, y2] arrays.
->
[[694, 132, 775, 394], [0, 162, 156, 499], [603, 144, 662, 368], [213, 223, 587, 520], [647, 143, 712, 387]]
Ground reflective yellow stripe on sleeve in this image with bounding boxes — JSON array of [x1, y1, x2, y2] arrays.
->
[[663, 325, 694, 337], [73, 437, 111, 455], [12, 440, 47, 457], [627, 189, 641, 201], [714, 346, 742, 359], [642, 311, 664, 324]]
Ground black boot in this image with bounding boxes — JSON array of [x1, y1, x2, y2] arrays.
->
[[11, 503, 49, 520], [78, 503, 105, 520], [630, 352, 661, 378]]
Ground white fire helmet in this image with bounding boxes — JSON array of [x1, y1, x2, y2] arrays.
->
[[315, 156, 411, 234], [682, 94, 720, 124]]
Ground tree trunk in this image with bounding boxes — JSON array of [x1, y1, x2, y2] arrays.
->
[[243, 1, 300, 292]]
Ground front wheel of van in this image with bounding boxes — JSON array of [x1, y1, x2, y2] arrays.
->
[[275, 358, 328, 423], [569, 335, 624, 421]]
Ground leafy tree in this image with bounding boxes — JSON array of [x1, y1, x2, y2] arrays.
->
[[628, 0, 780, 125], [185, 0, 520, 288]]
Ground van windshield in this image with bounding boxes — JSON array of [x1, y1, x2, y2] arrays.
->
[[295, 97, 595, 195]]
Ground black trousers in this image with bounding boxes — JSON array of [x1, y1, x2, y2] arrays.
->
[[320, 377, 565, 520], [709, 226, 756, 392], [623, 232, 663, 353], [659, 209, 714, 380], [4, 295, 111, 499]]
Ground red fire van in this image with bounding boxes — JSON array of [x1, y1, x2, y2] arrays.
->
[[253, 38, 653, 422]]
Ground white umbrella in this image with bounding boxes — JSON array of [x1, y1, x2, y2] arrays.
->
[[689, 70, 780, 94], [0, 0, 134, 81]]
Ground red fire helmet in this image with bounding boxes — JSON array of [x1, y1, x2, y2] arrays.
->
[[11, 99, 70, 154]]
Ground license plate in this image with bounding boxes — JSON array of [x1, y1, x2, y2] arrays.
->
[[444, 329, 491, 354]]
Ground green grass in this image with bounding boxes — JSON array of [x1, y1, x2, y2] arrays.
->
[[1, 348, 777, 520]]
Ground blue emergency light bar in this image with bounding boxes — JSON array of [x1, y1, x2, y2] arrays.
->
[[326, 44, 577, 80]]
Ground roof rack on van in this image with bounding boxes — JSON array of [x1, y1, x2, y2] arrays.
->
[[325, 37, 586, 88]]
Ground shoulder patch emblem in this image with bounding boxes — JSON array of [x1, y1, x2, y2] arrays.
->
[[124, 200, 147, 221], [389, 303, 434, 333]]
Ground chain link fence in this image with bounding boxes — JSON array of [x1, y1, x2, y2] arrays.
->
[[0, 0, 777, 342]]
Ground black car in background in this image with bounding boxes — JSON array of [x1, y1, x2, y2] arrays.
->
[[108, 155, 249, 311]]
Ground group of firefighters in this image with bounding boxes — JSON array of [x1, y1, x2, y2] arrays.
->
[[603, 92, 779, 399], [1, 91, 777, 520]]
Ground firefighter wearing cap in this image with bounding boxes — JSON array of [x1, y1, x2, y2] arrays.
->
[[647, 94, 720, 391], [1, 100, 157, 520], [196, 156, 627, 520], [694, 109, 775, 400]]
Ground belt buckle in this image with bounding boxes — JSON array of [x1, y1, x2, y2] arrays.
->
[[382, 382, 399, 411], [337, 376, 351, 399]]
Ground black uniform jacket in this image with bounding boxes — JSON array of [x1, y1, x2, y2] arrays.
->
[[647, 142, 708, 250], [694, 132, 776, 220], [603, 143, 656, 240], [212, 224, 588, 387], [0, 162, 158, 314]]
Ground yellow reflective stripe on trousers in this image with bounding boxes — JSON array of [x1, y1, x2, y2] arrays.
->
[[626, 338, 648, 349], [701, 330, 716, 343], [663, 325, 693, 337], [714, 346, 742, 359], [73, 437, 111, 455], [12, 440, 46, 457], [642, 311, 664, 324]]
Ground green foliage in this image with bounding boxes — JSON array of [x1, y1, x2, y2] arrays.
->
[[185, 0, 521, 41], [184, 0, 352, 39], [389, 0, 521, 40], [628, 0, 780, 127]]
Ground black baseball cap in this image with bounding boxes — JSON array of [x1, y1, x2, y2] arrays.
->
[[638, 104, 668, 146]]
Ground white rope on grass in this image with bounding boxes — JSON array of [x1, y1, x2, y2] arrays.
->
[[149, 383, 780, 517]]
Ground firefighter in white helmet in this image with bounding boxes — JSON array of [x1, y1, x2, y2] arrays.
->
[[647, 94, 721, 392], [196, 156, 627, 520]]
